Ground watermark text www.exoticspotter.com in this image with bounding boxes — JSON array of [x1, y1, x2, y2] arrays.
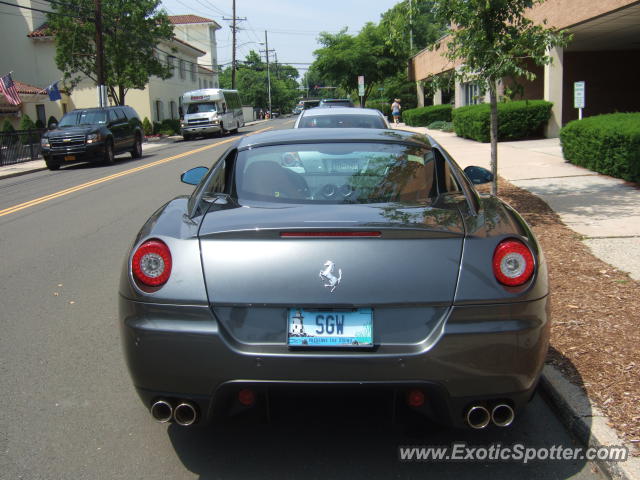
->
[[398, 443, 629, 464]]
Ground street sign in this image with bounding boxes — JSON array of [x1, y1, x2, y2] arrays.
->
[[574, 81, 585, 109], [358, 75, 365, 97], [574, 81, 585, 119]]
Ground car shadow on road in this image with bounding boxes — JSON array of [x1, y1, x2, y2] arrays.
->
[[167, 387, 595, 479]]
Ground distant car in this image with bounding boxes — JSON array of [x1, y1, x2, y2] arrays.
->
[[120, 128, 549, 430], [318, 98, 355, 108], [299, 99, 320, 110], [41, 106, 143, 170], [293, 107, 389, 129]]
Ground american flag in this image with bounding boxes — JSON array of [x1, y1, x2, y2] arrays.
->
[[0, 73, 22, 105]]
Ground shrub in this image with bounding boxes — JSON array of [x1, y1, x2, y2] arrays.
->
[[160, 119, 180, 135], [47, 115, 58, 129], [142, 117, 153, 136], [152, 121, 162, 135], [560, 113, 640, 183], [2, 119, 17, 145], [452, 100, 553, 142], [427, 120, 455, 132], [402, 105, 452, 127], [19, 114, 37, 144]]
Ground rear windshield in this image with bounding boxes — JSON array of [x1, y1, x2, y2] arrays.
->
[[187, 103, 217, 114], [320, 100, 353, 107], [234, 143, 437, 205], [58, 110, 107, 126], [298, 115, 386, 129]]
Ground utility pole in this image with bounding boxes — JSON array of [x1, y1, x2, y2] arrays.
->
[[223, 1, 246, 90], [409, 0, 413, 54], [264, 30, 272, 118], [94, 0, 107, 106]]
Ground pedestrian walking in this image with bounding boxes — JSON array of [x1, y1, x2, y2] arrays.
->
[[391, 98, 401, 125]]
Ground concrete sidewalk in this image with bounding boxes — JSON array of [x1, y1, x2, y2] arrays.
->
[[393, 124, 640, 281]]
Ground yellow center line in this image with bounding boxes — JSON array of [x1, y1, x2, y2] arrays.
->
[[0, 126, 273, 218]]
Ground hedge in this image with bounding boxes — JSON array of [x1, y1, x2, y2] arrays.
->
[[366, 100, 391, 119], [560, 113, 640, 183], [402, 104, 452, 127], [452, 100, 553, 142]]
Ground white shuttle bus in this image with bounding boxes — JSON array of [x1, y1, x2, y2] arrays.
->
[[180, 89, 244, 140]]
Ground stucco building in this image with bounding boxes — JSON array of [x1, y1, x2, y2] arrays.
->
[[409, 0, 640, 136], [0, 2, 220, 127]]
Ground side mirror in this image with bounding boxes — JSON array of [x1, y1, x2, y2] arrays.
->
[[181, 166, 208, 185], [464, 166, 494, 185]]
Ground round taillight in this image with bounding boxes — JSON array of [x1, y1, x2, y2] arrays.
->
[[132, 239, 172, 287], [492, 239, 534, 286]]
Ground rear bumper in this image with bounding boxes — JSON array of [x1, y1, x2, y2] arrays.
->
[[119, 296, 549, 427]]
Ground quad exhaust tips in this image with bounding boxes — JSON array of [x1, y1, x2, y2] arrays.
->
[[491, 404, 515, 427], [150, 400, 173, 423], [150, 400, 198, 426], [466, 404, 515, 429]]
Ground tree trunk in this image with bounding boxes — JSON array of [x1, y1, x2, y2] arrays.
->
[[118, 85, 126, 105], [488, 80, 499, 195]]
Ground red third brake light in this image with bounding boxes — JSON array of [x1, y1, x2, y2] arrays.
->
[[280, 231, 381, 238], [492, 239, 535, 286], [132, 239, 172, 287]]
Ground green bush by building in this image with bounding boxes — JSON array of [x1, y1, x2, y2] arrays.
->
[[452, 100, 553, 142], [560, 113, 640, 183], [402, 105, 452, 127]]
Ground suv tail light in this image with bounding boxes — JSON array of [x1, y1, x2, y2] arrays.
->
[[492, 239, 534, 286], [132, 239, 172, 287]]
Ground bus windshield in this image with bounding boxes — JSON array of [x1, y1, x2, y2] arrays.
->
[[187, 103, 217, 114]]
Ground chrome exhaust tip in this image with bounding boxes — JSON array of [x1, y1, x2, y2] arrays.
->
[[174, 402, 197, 426], [491, 404, 515, 427], [150, 400, 173, 423], [466, 405, 491, 429]]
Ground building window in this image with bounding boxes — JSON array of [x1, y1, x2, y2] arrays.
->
[[155, 100, 164, 122], [179, 59, 186, 80], [199, 78, 202, 89], [190, 62, 196, 82], [35, 104, 46, 126], [62, 103, 68, 114], [464, 83, 481, 105], [170, 100, 177, 119], [167, 55, 175, 77]]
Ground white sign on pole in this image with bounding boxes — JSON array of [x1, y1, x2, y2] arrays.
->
[[358, 75, 365, 97], [574, 81, 585, 109]]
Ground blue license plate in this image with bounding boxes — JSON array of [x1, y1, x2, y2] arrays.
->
[[287, 308, 373, 347]]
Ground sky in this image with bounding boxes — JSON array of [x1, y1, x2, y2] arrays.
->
[[161, 0, 402, 75]]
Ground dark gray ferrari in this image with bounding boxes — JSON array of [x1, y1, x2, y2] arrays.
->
[[119, 128, 549, 430]]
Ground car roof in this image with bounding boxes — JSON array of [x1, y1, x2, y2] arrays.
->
[[237, 128, 432, 150], [301, 107, 382, 117]]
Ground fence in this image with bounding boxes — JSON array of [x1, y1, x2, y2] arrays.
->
[[0, 129, 46, 166]]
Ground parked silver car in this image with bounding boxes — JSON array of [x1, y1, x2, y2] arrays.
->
[[293, 107, 389, 129], [119, 128, 549, 430]]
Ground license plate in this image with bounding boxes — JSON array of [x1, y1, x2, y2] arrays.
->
[[64, 155, 76, 161], [287, 308, 373, 347]]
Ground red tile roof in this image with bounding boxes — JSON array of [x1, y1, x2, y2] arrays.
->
[[15, 81, 47, 95], [169, 15, 215, 24], [27, 24, 51, 38]]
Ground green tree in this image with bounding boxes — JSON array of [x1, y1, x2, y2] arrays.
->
[[432, 0, 569, 194], [313, 24, 397, 105], [46, 0, 174, 105], [220, 51, 300, 114], [379, 0, 443, 58]]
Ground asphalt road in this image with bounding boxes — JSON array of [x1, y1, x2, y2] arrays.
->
[[0, 118, 603, 479]]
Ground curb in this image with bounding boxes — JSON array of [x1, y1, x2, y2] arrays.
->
[[540, 365, 640, 479], [0, 166, 48, 180]]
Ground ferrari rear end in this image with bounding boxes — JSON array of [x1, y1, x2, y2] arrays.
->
[[118, 129, 549, 429]]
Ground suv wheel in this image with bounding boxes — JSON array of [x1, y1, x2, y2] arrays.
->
[[103, 139, 115, 164], [45, 158, 60, 171], [130, 134, 142, 159]]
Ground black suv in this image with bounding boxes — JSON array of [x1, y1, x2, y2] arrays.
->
[[41, 106, 144, 170]]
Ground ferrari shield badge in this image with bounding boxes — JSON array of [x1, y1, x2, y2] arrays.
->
[[319, 260, 342, 292]]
